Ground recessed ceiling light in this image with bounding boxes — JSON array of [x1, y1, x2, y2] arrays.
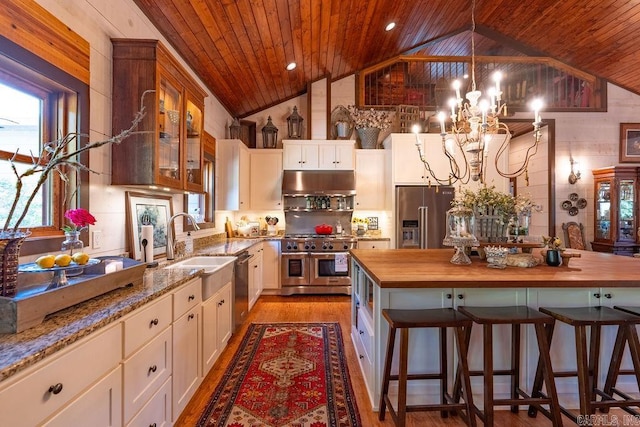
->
[[385, 22, 396, 31], [286, 62, 297, 71]]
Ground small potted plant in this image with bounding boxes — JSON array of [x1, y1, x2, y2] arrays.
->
[[347, 105, 392, 149]]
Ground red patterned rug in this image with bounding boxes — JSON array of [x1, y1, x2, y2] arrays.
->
[[197, 322, 361, 427]]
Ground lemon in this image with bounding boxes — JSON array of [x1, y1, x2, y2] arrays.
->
[[71, 252, 90, 265], [54, 254, 72, 267], [35, 254, 56, 269]]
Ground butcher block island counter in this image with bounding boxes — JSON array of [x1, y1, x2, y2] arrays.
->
[[349, 248, 640, 411]]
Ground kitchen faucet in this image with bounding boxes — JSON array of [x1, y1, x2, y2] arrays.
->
[[166, 212, 200, 260]]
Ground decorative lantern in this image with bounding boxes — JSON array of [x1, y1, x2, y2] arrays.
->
[[442, 206, 479, 265], [286, 106, 304, 139], [229, 117, 241, 139], [261, 116, 278, 148]]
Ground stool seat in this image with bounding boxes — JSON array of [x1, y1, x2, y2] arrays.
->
[[383, 308, 473, 328], [455, 306, 562, 427], [539, 306, 640, 325], [379, 308, 477, 427], [530, 306, 640, 422]]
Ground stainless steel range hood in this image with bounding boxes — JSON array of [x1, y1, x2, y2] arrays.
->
[[282, 170, 356, 196]]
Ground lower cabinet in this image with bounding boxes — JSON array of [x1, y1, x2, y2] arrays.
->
[[0, 323, 122, 427], [0, 276, 236, 426], [357, 240, 390, 249], [262, 240, 280, 290], [43, 366, 123, 427], [202, 281, 232, 375], [248, 243, 264, 310]]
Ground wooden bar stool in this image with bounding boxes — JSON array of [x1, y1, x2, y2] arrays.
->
[[455, 306, 562, 427], [529, 306, 640, 422], [379, 308, 477, 427]]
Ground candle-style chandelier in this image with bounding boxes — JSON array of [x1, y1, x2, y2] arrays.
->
[[415, 0, 544, 186]]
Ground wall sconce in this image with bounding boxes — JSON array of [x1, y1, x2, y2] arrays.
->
[[286, 106, 304, 139], [229, 117, 241, 139], [568, 157, 581, 184], [261, 116, 279, 148]]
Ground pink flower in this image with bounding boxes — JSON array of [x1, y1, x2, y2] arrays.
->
[[63, 208, 96, 232]]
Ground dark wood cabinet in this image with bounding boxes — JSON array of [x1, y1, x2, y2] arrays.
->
[[591, 166, 639, 255], [111, 39, 206, 192]]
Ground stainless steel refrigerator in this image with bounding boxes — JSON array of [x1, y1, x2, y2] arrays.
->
[[395, 185, 455, 249]]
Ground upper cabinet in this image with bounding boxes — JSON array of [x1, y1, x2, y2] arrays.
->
[[111, 39, 206, 192], [283, 140, 354, 170], [250, 150, 283, 210], [355, 150, 390, 210], [592, 166, 639, 256], [216, 139, 250, 210]]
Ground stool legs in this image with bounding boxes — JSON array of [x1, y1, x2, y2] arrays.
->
[[482, 324, 495, 426], [379, 325, 396, 419], [533, 322, 563, 426]]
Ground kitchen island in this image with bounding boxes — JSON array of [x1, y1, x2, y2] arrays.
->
[[349, 248, 640, 410]]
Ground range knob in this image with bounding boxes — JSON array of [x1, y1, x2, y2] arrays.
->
[[322, 244, 328, 250], [292, 244, 298, 250], [311, 244, 316, 250], [304, 244, 310, 250], [343, 244, 349, 250], [329, 244, 334, 250], [286, 244, 292, 250]]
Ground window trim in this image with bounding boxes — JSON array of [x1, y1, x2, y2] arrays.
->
[[0, 34, 90, 256]]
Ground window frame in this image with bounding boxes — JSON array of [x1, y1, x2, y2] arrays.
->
[[0, 34, 89, 256]]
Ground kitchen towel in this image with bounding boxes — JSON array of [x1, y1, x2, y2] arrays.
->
[[335, 253, 348, 273], [141, 225, 154, 263]]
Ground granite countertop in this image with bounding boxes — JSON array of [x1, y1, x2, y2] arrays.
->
[[0, 237, 270, 383]]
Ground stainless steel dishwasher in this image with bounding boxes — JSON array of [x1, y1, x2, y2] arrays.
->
[[233, 251, 251, 332]]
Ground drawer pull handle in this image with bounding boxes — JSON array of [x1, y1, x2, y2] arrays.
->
[[594, 293, 601, 298], [48, 383, 63, 395], [457, 294, 464, 300], [148, 365, 157, 375], [218, 299, 225, 306], [446, 293, 452, 299], [188, 295, 195, 301], [150, 318, 159, 326], [150, 424, 157, 427], [359, 329, 364, 335], [188, 313, 195, 320], [604, 293, 612, 299]]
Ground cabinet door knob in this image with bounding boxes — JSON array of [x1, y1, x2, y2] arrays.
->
[[150, 423, 157, 427], [359, 354, 364, 360], [150, 318, 159, 326], [446, 293, 452, 299], [594, 293, 601, 298], [188, 313, 195, 320], [148, 365, 158, 375], [188, 294, 195, 301], [48, 383, 63, 395], [604, 293, 612, 299], [359, 329, 364, 335], [457, 294, 464, 299]]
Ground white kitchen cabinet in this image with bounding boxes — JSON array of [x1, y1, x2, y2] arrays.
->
[[250, 149, 283, 210], [318, 141, 355, 169], [43, 366, 122, 427], [0, 323, 122, 427], [283, 140, 354, 170], [123, 294, 172, 358], [123, 326, 172, 424], [202, 281, 232, 375], [357, 240, 390, 249], [355, 149, 389, 209], [262, 240, 280, 290], [126, 377, 171, 427], [172, 278, 202, 421], [282, 140, 319, 169], [216, 139, 250, 210], [172, 304, 201, 421], [248, 243, 264, 310]]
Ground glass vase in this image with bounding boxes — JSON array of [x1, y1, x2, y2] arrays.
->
[[61, 231, 84, 255]]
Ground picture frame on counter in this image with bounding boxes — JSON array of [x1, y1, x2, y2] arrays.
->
[[125, 191, 173, 261], [620, 123, 640, 163]]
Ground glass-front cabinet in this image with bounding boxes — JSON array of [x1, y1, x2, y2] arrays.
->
[[592, 166, 639, 255], [111, 39, 206, 192]]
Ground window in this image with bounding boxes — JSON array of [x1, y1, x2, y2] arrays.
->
[[0, 35, 89, 254]]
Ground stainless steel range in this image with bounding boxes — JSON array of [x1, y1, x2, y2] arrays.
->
[[281, 234, 357, 295]]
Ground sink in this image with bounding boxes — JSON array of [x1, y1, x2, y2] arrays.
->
[[165, 256, 236, 274], [166, 256, 237, 300]]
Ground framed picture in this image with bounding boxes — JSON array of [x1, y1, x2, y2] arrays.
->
[[125, 191, 173, 260], [620, 123, 640, 163]]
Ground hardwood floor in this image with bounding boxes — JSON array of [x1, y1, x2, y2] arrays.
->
[[175, 295, 623, 426]]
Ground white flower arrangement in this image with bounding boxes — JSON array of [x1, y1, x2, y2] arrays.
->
[[347, 106, 392, 130]]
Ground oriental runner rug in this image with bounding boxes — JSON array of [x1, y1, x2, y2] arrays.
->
[[197, 322, 361, 427]]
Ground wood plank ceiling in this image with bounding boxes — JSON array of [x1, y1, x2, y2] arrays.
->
[[132, 0, 640, 118]]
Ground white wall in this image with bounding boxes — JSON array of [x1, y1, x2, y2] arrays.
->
[[29, 0, 232, 261]]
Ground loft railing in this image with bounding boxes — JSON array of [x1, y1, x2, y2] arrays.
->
[[357, 56, 606, 113]]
